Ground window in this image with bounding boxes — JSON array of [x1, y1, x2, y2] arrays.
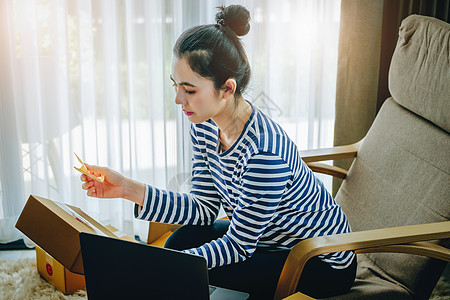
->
[[0, 0, 341, 243]]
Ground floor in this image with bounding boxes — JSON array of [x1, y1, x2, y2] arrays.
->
[[0, 248, 36, 260]]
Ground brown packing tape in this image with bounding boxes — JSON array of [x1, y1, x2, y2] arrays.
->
[[104, 225, 139, 243], [68, 205, 115, 237]]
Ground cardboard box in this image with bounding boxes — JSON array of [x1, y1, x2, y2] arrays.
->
[[147, 222, 180, 247], [35, 224, 136, 295], [16, 195, 134, 274], [36, 246, 86, 295]]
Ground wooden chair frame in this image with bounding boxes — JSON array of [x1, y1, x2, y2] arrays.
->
[[274, 143, 450, 300]]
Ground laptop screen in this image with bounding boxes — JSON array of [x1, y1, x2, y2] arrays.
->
[[80, 232, 210, 300]]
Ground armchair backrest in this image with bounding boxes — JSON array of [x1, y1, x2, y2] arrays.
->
[[335, 15, 450, 299]]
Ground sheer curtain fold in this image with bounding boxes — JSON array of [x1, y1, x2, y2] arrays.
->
[[0, 0, 24, 243], [0, 0, 341, 244]]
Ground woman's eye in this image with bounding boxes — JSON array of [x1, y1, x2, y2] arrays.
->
[[185, 90, 195, 94]]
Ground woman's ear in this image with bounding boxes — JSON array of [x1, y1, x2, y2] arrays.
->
[[222, 78, 237, 99]]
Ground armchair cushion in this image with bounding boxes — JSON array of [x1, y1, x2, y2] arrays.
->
[[324, 254, 412, 300], [389, 15, 450, 133], [337, 99, 449, 231]]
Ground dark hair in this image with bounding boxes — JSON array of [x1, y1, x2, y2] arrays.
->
[[173, 5, 251, 96]]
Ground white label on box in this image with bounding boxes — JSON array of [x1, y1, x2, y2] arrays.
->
[[45, 252, 53, 265], [44, 252, 54, 277], [54, 202, 107, 237]]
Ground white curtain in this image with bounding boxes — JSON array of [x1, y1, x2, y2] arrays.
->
[[0, 0, 341, 244]]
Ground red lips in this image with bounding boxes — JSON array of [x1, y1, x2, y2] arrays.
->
[[183, 110, 193, 116]]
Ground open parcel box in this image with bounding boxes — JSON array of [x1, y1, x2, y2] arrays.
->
[[16, 195, 137, 293]]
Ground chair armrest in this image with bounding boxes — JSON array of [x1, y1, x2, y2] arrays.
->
[[281, 241, 448, 300], [300, 141, 362, 163], [274, 221, 450, 300], [306, 163, 348, 179], [283, 292, 315, 300]]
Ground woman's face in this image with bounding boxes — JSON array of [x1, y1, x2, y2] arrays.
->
[[171, 57, 226, 124]]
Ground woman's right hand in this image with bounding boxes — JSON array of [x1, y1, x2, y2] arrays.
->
[[80, 164, 146, 206], [80, 164, 126, 199]]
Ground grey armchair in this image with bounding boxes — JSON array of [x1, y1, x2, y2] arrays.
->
[[275, 15, 450, 300]]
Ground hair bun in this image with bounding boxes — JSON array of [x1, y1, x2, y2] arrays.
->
[[216, 5, 250, 36]]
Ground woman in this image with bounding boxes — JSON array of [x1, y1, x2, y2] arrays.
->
[[80, 5, 356, 299]]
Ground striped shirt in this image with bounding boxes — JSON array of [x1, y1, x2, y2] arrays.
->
[[135, 105, 355, 269]]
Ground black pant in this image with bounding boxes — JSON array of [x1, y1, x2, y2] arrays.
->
[[165, 220, 357, 299]]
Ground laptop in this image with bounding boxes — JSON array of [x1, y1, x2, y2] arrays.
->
[[79, 232, 249, 300]]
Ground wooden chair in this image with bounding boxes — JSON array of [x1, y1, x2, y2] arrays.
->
[[274, 15, 450, 300]]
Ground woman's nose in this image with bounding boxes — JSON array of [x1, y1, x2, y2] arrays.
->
[[175, 92, 186, 105]]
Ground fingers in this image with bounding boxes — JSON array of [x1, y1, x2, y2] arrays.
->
[[82, 181, 94, 190], [79, 164, 101, 198], [82, 180, 97, 197], [91, 171, 102, 177], [87, 187, 97, 197], [80, 173, 96, 184], [85, 163, 104, 174], [84, 163, 106, 179]]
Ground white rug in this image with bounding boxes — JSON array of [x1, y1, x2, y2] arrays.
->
[[0, 258, 87, 300]]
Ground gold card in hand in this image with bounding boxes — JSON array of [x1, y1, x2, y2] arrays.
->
[[73, 153, 105, 182]]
